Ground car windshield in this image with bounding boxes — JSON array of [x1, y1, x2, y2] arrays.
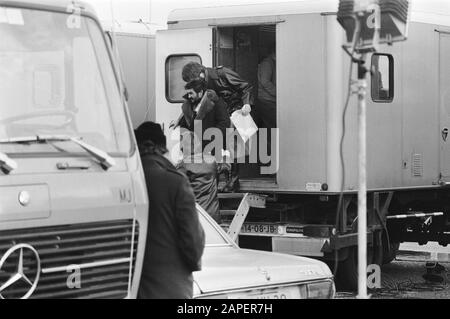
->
[[0, 7, 130, 156], [197, 208, 231, 247]]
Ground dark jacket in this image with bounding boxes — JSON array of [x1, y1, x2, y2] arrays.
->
[[179, 89, 230, 151], [177, 154, 220, 223], [138, 148, 205, 299], [206, 66, 255, 114]]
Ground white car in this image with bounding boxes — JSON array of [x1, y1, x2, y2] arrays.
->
[[194, 205, 336, 299]]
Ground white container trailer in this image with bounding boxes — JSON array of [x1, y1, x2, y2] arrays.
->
[[127, 0, 450, 289], [104, 22, 158, 128]]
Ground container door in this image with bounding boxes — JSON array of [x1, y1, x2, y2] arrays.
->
[[439, 33, 450, 179], [155, 28, 212, 155]]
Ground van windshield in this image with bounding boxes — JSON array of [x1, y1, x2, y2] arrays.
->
[[0, 7, 130, 156]]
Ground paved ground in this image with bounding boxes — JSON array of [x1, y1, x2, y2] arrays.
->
[[336, 243, 450, 299]]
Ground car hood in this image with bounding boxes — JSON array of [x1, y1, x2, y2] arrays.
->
[[193, 246, 333, 294]]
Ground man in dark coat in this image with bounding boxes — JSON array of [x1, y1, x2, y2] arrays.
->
[[179, 79, 230, 152], [182, 62, 255, 116], [177, 80, 229, 221], [182, 62, 255, 192], [135, 122, 205, 299], [180, 80, 231, 148]]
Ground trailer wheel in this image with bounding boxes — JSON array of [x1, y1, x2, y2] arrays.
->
[[382, 241, 400, 265]]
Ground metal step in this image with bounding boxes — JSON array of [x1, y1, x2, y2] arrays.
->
[[221, 193, 267, 242], [218, 193, 246, 200]]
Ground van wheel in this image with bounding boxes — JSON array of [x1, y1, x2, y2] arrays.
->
[[382, 241, 400, 265]]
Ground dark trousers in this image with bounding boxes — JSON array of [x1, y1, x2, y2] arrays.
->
[[254, 99, 276, 129]]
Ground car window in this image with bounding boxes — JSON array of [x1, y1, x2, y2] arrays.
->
[[0, 9, 131, 156], [371, 53, 394, 103], [197, 207, 231, 246]]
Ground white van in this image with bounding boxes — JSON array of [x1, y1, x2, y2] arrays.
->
[[121, 0, 450, 289], [0, 0, 148, 299]]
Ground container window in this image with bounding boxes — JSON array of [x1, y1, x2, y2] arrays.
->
[[371, 54, 394, 103], [166, 54, 201, 103]]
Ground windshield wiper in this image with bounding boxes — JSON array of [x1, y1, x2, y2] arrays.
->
[[0, 152, 18, 174], [0, 135, 116, 170]]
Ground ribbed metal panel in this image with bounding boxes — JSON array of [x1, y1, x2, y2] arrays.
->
[[412, 153, 423, 177], [0, 220, 138, 299]]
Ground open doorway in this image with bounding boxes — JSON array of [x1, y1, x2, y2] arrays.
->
[[215, 25, 277, 185]]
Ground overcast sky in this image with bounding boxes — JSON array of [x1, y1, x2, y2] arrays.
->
[[86, 0, 450, 29]]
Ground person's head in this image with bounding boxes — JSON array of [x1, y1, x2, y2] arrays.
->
[[182, 62, 206, 83], [134, 121, 168, 154], [184, 79, 207, 104]]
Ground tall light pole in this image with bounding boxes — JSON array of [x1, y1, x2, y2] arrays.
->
[[337, 0, 410, 299]]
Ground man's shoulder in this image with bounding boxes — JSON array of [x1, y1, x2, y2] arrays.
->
[[143, 154, 185, 179], [205, 89, 219, 102], [216, 66, 234, 75], [212, 65, 235, 78], [152, 165, 189, 190], [163, 163, 188, 181]]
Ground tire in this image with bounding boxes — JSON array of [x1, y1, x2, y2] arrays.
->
[[382, 241, 400, 265], [335, 242, 380, 291], [335, 247, 359, 291]]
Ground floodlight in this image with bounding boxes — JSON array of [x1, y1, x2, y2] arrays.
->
[[337, 0, 410, 52]]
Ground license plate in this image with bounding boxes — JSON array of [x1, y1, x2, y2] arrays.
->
[[230, 286, 303, 299], [241, 223, 278, 235]]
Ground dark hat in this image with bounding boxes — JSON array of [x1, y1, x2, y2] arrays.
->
[[134, 121, 167, 148]]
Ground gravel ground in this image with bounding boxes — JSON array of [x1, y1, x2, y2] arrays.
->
[[336, 251, 450, 299]]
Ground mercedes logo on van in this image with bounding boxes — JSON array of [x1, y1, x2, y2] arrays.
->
[[0, 244, 41, 299]]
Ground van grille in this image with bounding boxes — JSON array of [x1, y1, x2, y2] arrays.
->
[[0, 220, 139, 299]]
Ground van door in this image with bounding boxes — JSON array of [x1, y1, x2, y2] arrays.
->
[[439, 33, 450, 179], [155, 28, 212, 154]]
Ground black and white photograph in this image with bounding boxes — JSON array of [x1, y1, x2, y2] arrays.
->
[[0, 0, 449, 304]]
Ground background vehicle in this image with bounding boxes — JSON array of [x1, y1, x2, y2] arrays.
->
[[194, 204, 335, 299], [117, 0, 450, 289], [0, 0, 148, 299], [103, 21, 159, 128]]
